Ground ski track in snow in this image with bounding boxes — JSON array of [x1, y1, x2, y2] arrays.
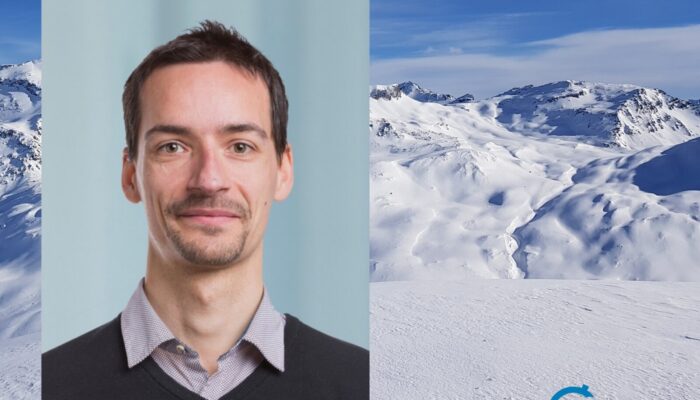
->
[[371, 280, 700, 400]]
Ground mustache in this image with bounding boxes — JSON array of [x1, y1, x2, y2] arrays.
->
[[165, 194, 250, 219]]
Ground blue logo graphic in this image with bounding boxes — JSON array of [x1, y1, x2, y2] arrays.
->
[[551, 384, 594, 399]]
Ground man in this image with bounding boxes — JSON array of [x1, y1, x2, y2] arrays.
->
[[43, 21, 368, 400]]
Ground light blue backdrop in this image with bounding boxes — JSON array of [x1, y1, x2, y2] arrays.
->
[[42, 0, 368, 350]]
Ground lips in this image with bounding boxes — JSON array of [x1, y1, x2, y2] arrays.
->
[[177, 208, 240, 226]]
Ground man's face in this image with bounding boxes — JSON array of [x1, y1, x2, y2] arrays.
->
[[121, 61, 293, 268]]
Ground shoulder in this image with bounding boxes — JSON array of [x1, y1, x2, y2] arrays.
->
[[42, 315, 132, 398], [285, 314, 368, 368], [284, 315, 369, 399], [43, 314, 125, 368]]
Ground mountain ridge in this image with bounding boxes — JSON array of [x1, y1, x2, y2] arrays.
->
[[372, 79, 700, 149], [371, 81, 474, 105]]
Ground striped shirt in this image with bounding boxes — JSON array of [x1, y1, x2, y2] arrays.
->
[[120, 279, 286, 400]]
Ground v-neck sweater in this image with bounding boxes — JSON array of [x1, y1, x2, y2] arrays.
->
[[42, 314, 368, 400]]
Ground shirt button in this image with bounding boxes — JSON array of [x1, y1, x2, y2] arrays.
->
[[176, 344, 186, 354]]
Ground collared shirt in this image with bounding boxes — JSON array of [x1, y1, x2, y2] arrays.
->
[[120, 279, 286, 400]]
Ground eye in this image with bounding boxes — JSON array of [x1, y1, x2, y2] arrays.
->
[[231, 142, 252, 154], [159, 142, 185, 154]]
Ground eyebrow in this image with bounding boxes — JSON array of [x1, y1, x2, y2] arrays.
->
[[222, 123, 268, 140], [144, 123, 269, 140]]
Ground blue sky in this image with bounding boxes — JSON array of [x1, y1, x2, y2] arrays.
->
[[0, 0, 40, 64], [372, 0, 700, 99]]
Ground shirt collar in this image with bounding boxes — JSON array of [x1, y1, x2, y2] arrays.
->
[[120, 278, 286, 372], [240, 290, 286, 372], [121, 279, 176, 368]]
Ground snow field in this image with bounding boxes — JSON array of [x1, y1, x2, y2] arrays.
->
[[371, 279, 700, 400]]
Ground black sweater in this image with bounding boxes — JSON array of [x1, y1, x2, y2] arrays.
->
[[43, 314, 368, 400]]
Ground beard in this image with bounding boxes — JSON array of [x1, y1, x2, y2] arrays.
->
[[163, 193, 251, 266]]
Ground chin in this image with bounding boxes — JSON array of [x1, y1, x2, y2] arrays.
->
[[175, 240, 247, 266]]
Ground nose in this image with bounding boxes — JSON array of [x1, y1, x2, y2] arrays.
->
[[187, 144, 229, 194]]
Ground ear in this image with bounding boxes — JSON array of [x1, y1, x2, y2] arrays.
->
[[273, 144, 294, 201], [121, 148, 141, 203]]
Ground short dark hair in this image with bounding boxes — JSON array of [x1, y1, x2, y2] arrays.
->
[[122, 20, 288, 161]]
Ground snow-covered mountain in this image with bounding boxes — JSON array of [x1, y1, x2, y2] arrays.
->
[[370, 80, 700, 281], [0, 60, 41, 399], [0, 61, 41, 184], [495, 81, 700, 150], [370, 81, 474, 105]]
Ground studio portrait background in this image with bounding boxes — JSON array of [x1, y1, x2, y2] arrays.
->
[[42, 0, 368, 350]]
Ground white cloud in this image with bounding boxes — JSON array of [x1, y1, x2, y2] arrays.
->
[[371, 25, 700, 99]]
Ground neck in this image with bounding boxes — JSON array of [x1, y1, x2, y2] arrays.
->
[[143, 244, 264, 375]]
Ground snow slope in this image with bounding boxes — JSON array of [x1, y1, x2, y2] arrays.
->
[[371, 279, 700, 400], [0, 333, 40, 399], [370, 81, 700, 281], [0, 60, 41, 398]]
